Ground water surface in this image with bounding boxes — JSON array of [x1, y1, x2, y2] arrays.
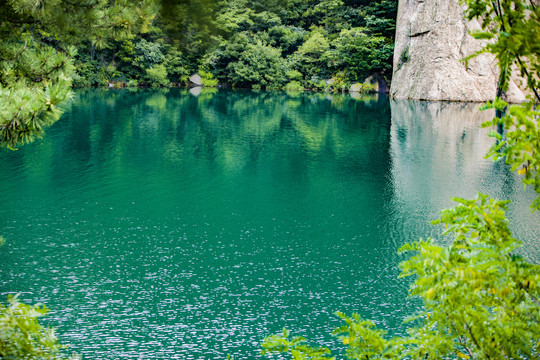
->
[[0, 89, 538, 359]]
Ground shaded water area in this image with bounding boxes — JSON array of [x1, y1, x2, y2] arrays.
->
[[0, 88, 538, 359]]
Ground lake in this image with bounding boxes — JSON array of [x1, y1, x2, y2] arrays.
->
[[0, 88, 538, 359]]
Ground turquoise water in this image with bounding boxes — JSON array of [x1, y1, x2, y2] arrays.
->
[[0, 89, 538, 359]]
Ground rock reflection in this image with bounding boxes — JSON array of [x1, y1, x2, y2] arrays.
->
[[390, 99, 496, 207], [189, 86, 202, 96], [388, 99, 538, 248]]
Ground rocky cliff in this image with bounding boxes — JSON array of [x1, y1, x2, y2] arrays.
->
[[390, 0, 527, 102]]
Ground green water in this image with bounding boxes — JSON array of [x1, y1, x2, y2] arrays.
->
[[1, 89, 538, 359]]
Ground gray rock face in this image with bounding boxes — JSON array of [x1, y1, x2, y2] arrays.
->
[[391, 0, 526, 102]]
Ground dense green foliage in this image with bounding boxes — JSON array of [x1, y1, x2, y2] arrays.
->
[[74, 0, 397, 90], [204, 0, 396, 90], [262, 1, 540, 359], [0, 294, 75, 359]]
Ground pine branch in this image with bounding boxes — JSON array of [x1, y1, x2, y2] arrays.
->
[[0, 42, 29, 62]]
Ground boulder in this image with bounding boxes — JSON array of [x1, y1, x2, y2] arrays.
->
[[189, 74, 203, 86], [349, 83, 362, 93], [391, 0, 527, 102]]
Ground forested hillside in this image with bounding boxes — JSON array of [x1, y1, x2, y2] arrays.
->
[[0, 0, 395, 148], [74, 0, 397, 90]]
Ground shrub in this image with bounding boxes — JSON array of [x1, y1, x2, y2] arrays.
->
[[145, 64, 169, 87], [199, 70, 219, 87], [0, 295, 77, 359], [286, 70, 303, 81], [284, 81, 304, 91], [398, 47, 409, 69]]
